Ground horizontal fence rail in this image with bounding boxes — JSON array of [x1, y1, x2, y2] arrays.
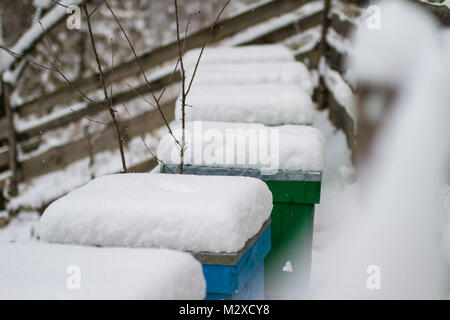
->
[[14, 0, 318, 118], [2, 0, 447, 211], [0, 0, 325, 205]]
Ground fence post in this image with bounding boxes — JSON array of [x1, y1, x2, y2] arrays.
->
[[316, 0, 331, 110], [2, 79, 19, 197]]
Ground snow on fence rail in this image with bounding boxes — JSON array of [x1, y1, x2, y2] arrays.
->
[[320, 0, 450, 154], [2, 0, 447, 212], [0, 0, 325, 210]]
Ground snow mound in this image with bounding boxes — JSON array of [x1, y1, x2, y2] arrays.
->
[[157, 121, 326, 172], [177, 84, 315, 125], [187, 62, 314, 95], [40, 173, 272, 253], [0, 243, 205, 300], [183, 45, 295, 66], [352, 0, 439, 85]]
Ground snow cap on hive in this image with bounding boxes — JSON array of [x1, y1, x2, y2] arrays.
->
[[185, 62, 314, 96], [176, 84, 315, 125], [157, 121, 326, 173], [39, 173, 272, 253]]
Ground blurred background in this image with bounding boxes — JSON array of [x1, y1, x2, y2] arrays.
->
[[0, 0, 449, 299]]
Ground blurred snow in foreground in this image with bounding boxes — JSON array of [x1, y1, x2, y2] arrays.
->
[[312, 0, 450, 299]]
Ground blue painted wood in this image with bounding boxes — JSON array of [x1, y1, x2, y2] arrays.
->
[[206, 263, 264, 300], [203, 225, 271, 299]]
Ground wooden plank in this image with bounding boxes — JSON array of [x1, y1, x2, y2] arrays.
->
[[0, 149, 8, 171], [0, 115, 8, 143], [325, 43, 348, 76], [295, 43, 321, 69], [317, 0, 332, 110], [16, 72, 180, 142], [239, 10, 323, 45], [2, 81, 19, 196], [128, 157, 158, 174], [329, 12, 356, 38], [14, 11, 324, 144], [326, 89, 356, 152], [19, 99, 175, 181], [0, 7, 325, 182], [16, 0, 317, 117], [413, 0, 450, 25]]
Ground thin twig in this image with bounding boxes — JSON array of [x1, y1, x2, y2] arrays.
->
[[174, 0, 187, 174], [174, 0, 230, 173], [82, 0, 127, 173], [88, 0, 106, 17], [185, 0, 230, 96], [121, 103, 175, 174], [0, 44, 103, 108], [103, 0, 181, 148], [122, 79, 157, 109]]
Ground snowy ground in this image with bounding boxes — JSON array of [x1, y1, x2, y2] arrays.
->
[[1, 106, 448, 299]]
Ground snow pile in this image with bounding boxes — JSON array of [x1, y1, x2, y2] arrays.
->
[[187, 62, 314, 95], [40, 173, 272, 253], [183, 45, 294, 67], [312, 0, 450, 299], [157, 121, 326, 172], [0, 243, 205, 299], [177, 84, 315, 125], [352, 0, 439, 85]]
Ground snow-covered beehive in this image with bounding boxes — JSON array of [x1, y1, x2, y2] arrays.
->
[[177, 84, 315, 125], [0, 243, 205, 299], [39, 173, 272, 253], [39, 173, 273, 299], [180, 45, 315, 125], [157, 121, 326, 173], [157, 120, 326, 298], [186, 62, 314, 95]]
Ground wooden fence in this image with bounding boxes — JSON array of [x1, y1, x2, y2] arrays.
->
[[1, 0, 448, 212], [0, 0, 325, 210], [320, 0, 450, 157]]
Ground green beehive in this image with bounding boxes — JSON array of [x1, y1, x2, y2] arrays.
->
[[160, 165, 321, 299], [264, 177, 321, 299]]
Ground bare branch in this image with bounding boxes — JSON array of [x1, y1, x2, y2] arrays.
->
[[82, 0, 127, 173], [174, 0, 187, 174], [174, 0, 231, 173], [102, 0, 181, 148], [186, 0, 231, 96], [88, 0, 106, 17], [0, 44, 102, 108], [121, 103, 175, 174]]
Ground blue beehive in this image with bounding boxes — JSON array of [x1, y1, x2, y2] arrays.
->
[[193, 219, 271, 300]]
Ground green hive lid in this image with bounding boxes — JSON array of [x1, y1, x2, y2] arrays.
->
[[162, 165, 322, 204]]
